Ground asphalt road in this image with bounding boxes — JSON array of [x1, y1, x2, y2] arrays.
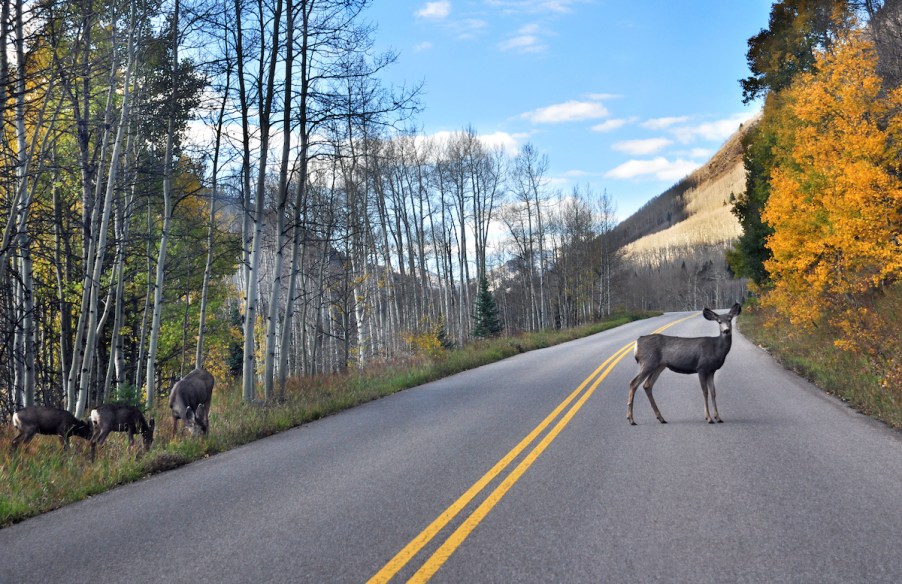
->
[[2, 311, 900, 583]]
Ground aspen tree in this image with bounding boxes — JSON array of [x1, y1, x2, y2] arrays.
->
[[241, 0, 283, 401], [145, 0, 178, 411]]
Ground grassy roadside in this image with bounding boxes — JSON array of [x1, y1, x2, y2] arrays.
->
[[739, 305, 901, 430], [0, 311, 655, 527]]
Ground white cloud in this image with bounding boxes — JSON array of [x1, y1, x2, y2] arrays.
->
[[585, 93, 622, 101], [605, 157, 699, 181], [670, 112, 755, 143], [521, 100, 609, 123], [454, 18, 489, 40], [187, 119, 258, 153], [639, 112, 758, 144], [499, 34, 543, 52], [499, 23, 547, 53], [487, 0, 585, 14], [612, 137, 673, 155], [545, 176, 571, 189], [414, 41, 433, 52], [561, 169, 597, 178], [425, 129, 528, 156], [477, 131, 530, 154], [591, 117, 636, 132], [641, 116, 690, 130], [416, 1, 451, 19]]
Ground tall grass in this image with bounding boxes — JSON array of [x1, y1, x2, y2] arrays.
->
[[0, 312, 653, 527], [739, 304, 901, 430]]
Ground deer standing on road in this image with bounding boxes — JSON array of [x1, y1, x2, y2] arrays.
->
[[90, 404, 155, 462], [627, 303, 742, 425], [11, 406, 93, 451], [169, 368, 214, 436]]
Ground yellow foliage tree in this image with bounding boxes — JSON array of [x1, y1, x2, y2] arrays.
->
[[761, 29, 902, 386]]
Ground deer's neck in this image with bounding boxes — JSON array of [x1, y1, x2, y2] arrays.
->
[[718, 332, 733, 354]]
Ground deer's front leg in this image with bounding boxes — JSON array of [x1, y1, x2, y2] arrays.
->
[[699, 372, 714, 424], [708, 375, 723, 423]]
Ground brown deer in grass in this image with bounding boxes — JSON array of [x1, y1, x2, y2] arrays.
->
[[169, 368, 214, 436], [627, 303, 742, 425], [11, 406, 93, 451], [90, 404, 155, 462]]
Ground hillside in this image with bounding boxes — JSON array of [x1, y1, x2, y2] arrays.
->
[[613, 114, 758, 257], [610, 115, 759, 311]]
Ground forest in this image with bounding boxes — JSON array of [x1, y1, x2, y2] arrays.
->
[[2, 0, 898, 422], [0, 0, 627, 417], [729, 0, 901, 403]]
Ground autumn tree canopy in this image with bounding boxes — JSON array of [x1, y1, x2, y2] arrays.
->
[[760, 26, 902, 386]]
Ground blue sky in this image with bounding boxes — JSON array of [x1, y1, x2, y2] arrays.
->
[[366, 0, 773, 219]]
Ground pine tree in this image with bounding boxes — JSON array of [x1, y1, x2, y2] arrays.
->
[[473, 277, 503, 338]]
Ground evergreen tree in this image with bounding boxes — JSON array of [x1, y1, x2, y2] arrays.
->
[[731, 0, 855, 287], [473, 277, 503, 338], [727, 112, 777, 286]]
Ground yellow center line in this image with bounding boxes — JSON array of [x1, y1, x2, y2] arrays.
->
[[367, 348, 627, 584], [369, 313, 698, 583], [408, 342, 635, 583]]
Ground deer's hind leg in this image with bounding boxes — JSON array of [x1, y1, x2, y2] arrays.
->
[[642, 365, 668, 423], [627, 367, 653, 425], [630, 364, 667, 425], [11, 429, 36, 451], [627, 371, 643, 425]]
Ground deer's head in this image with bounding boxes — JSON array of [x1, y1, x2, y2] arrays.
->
[[184, 405, 208, 437], [702, 303, 741, 335]]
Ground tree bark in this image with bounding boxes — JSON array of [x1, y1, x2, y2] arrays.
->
[[145, 0, 177, 411], [242, 0, 283, 401]]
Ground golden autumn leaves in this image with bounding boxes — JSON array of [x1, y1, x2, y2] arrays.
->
[[759, 29, 901, 388]]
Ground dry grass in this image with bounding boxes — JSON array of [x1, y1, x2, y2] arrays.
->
[[739, 303, 901, 430], [0, 312, 655, 527]]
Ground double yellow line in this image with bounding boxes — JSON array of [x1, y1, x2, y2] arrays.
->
[[369, 314, 698, 583]]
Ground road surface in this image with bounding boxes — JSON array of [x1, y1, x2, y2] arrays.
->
[[2, 311, 900, 583]]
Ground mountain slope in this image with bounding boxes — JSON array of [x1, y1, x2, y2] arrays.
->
[[613, 115, 758, 257]]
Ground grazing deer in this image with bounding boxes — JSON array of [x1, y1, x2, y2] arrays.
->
[[627, 303, 742, 425], [90, 404, 155, 462], [11, 406, 93, 451], [169, 368, 214, 436]]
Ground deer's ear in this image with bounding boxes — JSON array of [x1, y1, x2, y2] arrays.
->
[[730, 303, 742, 317], [702, 308, 717, 321]]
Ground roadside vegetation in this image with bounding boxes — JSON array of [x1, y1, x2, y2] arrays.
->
[[728, 1, 901, 425], [0, 312, 654, 527], [740, 301, 901, 430]]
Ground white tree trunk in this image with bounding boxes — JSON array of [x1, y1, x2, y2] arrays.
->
[[263, 0, 293, 399], [242, 0, 283, 401], [68, 29, 121, 414], [13, 0, 33, 406], [145, 7, 175, 409]]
